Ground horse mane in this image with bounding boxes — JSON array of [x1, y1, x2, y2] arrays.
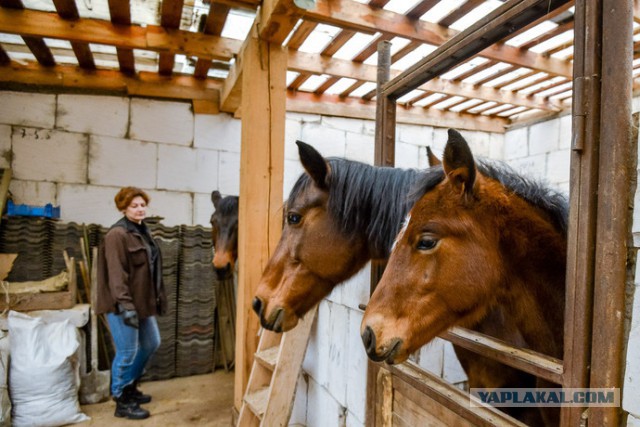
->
[[216, 195, 239, 217], [409, 158, 569, 236], [288, 158, 437, 257]]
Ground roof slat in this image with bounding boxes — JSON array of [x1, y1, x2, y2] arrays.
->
[[314, 76, 340, 94], [194, 2, 231, 79], [287, 21, 318, 50], [289, 73, 312, 90], [352, 33, 394, 62], [492, 69, 535, 89], [472, 64, 515, 86], [452, 59, 494, 81], [0, 0, 23, 8], [108, 0, 134, 73], [0, 45, 10, 64], [52, 0, 79, 19], [52, 0, 95, 69], [339, 79, 366, 97], [158, 0, 185, 75], [406, 0, 440, 20], [438, 0, 485, 28], [321, 30, 357, 56], [520, 20, 574, 51], [391, 41, 422, 64]]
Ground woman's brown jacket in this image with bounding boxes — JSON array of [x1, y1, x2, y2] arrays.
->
[[95, 217, 167, 318]]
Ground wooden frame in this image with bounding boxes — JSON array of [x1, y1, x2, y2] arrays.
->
[[368, 0, 634, 425]]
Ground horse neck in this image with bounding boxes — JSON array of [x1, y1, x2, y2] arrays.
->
[[498, 197, 567, 358]]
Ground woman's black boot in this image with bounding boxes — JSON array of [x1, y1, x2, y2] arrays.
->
[[114, 393, 150, 420], [130, 380, 152, 404]]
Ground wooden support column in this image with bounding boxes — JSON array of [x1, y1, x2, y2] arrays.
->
[[234, 26, 287, 411]]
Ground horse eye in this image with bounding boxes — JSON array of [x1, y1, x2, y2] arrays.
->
[[287, 213, 302, 225], [417, 237, 438, 251]]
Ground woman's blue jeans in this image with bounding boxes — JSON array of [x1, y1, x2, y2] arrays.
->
[[106, 313, 161, 398]]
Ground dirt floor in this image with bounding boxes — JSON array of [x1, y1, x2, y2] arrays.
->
[[76, 370, 235, 426]]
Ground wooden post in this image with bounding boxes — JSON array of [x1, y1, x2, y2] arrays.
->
[[234, 26, 287, 411]]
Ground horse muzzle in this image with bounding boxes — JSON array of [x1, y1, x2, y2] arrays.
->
[[361, 325, 403, 364], [252, 297, 298, 332]]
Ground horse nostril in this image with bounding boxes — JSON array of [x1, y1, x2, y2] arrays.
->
[[252, 297, 263, 316], [361, 325, 376, 354]]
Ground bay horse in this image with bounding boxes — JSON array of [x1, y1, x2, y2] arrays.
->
[[253, 140, 543, 424], [361, 129, 567, 426], [210, 190, 239, 280]]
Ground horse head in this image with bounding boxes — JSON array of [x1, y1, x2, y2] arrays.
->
[[210, 190, 239, 280], [361, 129, 567, 365], [252, 141, 371, 332]]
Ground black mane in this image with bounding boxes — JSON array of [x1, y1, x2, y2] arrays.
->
[[288, 159, 439, 257], [409, 158, 569, 236], [214, 195, 239, 218]]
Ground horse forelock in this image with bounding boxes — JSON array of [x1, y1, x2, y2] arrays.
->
[[215, 195, 239, 217]]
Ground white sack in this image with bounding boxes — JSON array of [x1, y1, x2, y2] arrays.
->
[[8, 310, 89, 427], [0, 330, 10, 427]]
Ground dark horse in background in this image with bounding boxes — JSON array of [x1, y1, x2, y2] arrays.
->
[[252, 140, 544, 425], [210, 190, 239, 280], [362, 130, 568, 426]]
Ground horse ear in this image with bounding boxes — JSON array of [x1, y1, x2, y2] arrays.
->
[[426, 146, 441, 167], [296, 140, 329, 188], [211, 190, 222, 208], [443, 129, 476, 195]]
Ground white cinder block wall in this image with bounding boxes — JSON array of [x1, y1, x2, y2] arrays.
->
[[0, 90, 241, 227]]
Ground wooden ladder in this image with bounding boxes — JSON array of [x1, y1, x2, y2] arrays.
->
[[237, 305, 318, 427]]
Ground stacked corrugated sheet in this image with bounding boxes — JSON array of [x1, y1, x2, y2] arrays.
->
[[143, 223, 181, 381], [175, 225, 216, 377], [0, 217, 54, 281]]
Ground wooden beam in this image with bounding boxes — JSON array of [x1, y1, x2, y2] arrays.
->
[[158, 0, 184, 75], [0, 8, 242, 61], [194, 2, 230, 79], [286, 20, 318, 50], [286, 91, 508, 133], [235, 28, 287, 411], [288, 51, 561, 111], [437, 0, 485, 27], [302, 0, 572, 77], [23, 37, 55, 66], [108, 0, 134, 73], [259, 0, 303, 44], [0, 62, 221, 101]]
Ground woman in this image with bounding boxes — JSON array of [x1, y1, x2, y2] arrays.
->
[[96, 186, 167, 420]]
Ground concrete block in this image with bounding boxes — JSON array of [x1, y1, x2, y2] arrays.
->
[[0, 125, 10, 168], [325, 281, 343, 305], [443, 341, 468, 384], [12, 128, 88, 184], [633, 184, 640, 236], [346, 309, 367, 424], [346, 411, 365, 427], [8, 180, 57, 205], [464, 131, 491, 158], [553, 181, 570, 197], [559, 114, 572, 150], [398, 123, 434, 147], [146, 190, 193, 226], [194, 113, 241, 152], [363, 119, 376, 136], [130, 98, 193, 146], [546, 149, 571, 185], [290, 374, 308, 426], [0, 91, 56, 128], [306, 377, 345, 427], [504, 127, 528, 160], [300, 123, 346, 158], [303, 311, 320, 380], [395, 142, 420, 169], [507, 153, 547, 181], [57, 94, 129, 138], [634, 96, 640, 113], [57, 184, 121, 226], [288, 112, 321, 124], [157, 145, 218, 193], [218, 151, 240, 195], [488, 132, 505, 161], [89, 136, 156, 188], [321, 116, 365, 134], [629, 414, 640, 427], [326, 302, 349, 406], [416, 337, 445, 377], [193, 192, 215, 226], [285, 117, 304, 161], [623, 281, 640, 418], [529, 119, 560, 155], [284, 159, 305, 200], [340, 263, 371, 311], [345, 132, 374, 165], [432, 127, 449, 154]]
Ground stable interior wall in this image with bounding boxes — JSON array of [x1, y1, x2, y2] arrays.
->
[[0, 89, 241, 227]]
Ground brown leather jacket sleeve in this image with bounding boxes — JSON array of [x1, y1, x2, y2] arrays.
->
[[104, 228, 136, 311]]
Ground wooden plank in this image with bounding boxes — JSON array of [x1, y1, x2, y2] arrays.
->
[[70, 43, 95, 69], [23, 37, 55, 66], [321, 29, 356, 56], [192, 99, 220, 114], [303, 0, 572, 77], [259, 0, 303, 44], [108, 0, 130, 24], [194, 3, 231, 79], [286, 20, 318, 50], [352, 33, 394, 62], [0, 45, 9, 65], [0, 169, 11, 227], [438, 0, 485, 27], [235, 27, 286, 410], [393, 380, 471, 427], [406, 0, 440, 20], [519, 20, 574, 51], [0, 8, 242, 61], [286, 91, 508, 133], [0, 0, 23, 7], [52, 0, 79, 19], [254, 346, 279, 371], [381, 0, 572, 98], [244, 386, 269, 418], [377, 368, 393, 427], [287, 51, 561, 111], [158, 0, 184, 75], [262, 306, 318, 426]]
